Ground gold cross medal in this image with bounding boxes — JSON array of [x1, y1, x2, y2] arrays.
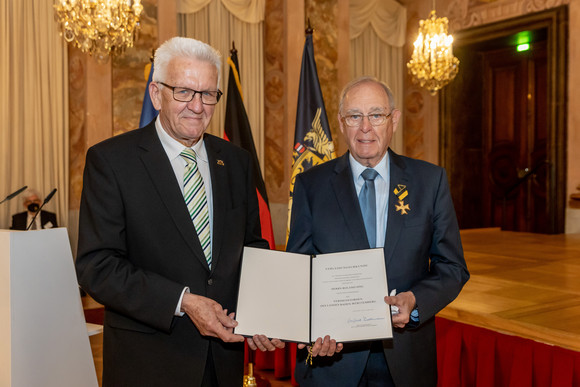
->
[[394, 184, 410, 215]]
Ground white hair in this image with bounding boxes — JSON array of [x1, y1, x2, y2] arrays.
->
[[339, 76, 396, 114], [21, 188, 41, 204], [153, 37, 222, 88]]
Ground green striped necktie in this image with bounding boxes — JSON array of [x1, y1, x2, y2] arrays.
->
[[180, 147, 212, 268]]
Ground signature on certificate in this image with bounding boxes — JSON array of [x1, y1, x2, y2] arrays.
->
[[347, 316, 385, 325]]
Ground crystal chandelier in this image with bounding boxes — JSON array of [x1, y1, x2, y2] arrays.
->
[[54, 0, 144, 63], [407, 10, 459, 95]]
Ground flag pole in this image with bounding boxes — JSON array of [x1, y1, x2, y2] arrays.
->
[[233, 39, 257, 387]]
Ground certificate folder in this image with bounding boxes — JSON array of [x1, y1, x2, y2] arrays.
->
[[234, 247, 393, 344]]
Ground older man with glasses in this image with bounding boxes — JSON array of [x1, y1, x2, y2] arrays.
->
[[76, 37, 282, 387], [287, 76, 469, 387]]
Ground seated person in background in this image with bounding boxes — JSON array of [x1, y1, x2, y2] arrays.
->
[[10, 188, 58, 230]]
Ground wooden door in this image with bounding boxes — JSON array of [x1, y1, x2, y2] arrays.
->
[[481, 42, 549, 232], [440, 7, 567, 234]]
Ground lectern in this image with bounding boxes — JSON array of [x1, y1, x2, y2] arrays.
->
[[0, 228, 98, 387]]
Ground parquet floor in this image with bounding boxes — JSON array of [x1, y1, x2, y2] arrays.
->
[[85, 228, 580, 385], [440, 228, 580, 352]]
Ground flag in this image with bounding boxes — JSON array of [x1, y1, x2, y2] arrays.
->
[[224, 46, 275, 250], [287, 33, 337, 241], [139, 61, 158, 128], [224, 43, 283, 378]]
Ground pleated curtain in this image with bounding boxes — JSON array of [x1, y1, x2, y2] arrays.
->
[[0, 0, 69, 230], [177, 0, 265, 166], [349, 0, 406, 154]]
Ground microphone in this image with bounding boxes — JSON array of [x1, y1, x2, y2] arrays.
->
[[43, 188, 57, 204], [0, 185, 28, 205], [26, 188, 57, 231]]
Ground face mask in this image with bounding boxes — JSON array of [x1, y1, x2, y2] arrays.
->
[[27, 203, 39, 212]]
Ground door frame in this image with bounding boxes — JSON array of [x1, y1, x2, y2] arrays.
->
[[440, 6, 568, 233]]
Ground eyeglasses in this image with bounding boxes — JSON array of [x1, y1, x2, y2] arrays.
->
[[159, 82, 223, 105], [341, 111, 393, 127]]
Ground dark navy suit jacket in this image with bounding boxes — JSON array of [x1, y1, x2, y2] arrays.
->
[[287, 149, 469, 387]]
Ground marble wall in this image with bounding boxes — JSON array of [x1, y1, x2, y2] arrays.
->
[[305, 0, 341, 149], [68, 48, 87, 210], [263, 0, 351, 244], [68, 0, 159, 212], [263, 0, 287, 207], [112, 0, 159, 136], [68, 0, 580, 233]]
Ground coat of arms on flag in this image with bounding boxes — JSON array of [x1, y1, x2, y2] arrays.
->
[[287, 31, 336, 241]]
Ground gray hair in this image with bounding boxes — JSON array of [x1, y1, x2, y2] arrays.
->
[[338, 76, 396, 114], [153, 37, 222, 88], [22, 188, 41, 204]]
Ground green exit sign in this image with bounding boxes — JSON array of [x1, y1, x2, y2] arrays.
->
[[517, 43, 530, 52]]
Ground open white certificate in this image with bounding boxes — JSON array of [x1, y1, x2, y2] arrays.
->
[[234, 247, 392, 344]]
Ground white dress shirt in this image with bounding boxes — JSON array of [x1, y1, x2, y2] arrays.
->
[[155, 118, 214, 316], [26, 213, 42, 230]]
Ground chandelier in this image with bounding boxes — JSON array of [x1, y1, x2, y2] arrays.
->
[[407, 10, 459, 95], [54, 0, 144, 63]]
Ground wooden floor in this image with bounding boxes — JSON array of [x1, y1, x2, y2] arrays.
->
[[85, 228, 580, 385], [440, 228, 580, 352]]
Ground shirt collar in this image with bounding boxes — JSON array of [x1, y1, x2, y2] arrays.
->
[[155, 117, 208, 164], [349, 151, 389, 182]]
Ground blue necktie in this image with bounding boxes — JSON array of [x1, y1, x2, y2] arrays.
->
[[359, 168, 378, 248]]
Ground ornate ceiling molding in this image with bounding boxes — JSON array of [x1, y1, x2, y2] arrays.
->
[[446, 0, 569, 31]]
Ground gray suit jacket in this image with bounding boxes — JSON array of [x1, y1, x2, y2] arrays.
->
[[76, 122, 268, 386], [287, 150, 469, 387]]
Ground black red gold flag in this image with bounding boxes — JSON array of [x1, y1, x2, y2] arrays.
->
[[224, 45, 275, 249]]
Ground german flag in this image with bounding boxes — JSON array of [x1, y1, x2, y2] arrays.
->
[[223, 44, 275, 249]]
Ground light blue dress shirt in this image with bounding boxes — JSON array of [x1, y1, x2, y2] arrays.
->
[[349, 153, 390, 248]]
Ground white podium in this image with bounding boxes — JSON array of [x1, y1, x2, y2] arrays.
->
[[0, 228, 98, 387]]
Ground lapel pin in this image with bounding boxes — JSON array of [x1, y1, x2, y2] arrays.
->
[[217, 159, 225, 166], [395, 200, 410, 215], [393, 184, 408, 200], [394, 184, 410, 215]]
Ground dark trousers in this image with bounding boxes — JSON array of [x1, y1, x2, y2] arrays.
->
[[201, 346, 219, 387], [358, 341, 396, 387]]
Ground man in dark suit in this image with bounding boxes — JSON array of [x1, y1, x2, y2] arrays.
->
[[287, 76, 470, 387], [10, 188, 58, 230], [76, 37, 282, 387]]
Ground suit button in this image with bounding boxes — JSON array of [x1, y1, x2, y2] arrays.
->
[[207, 279, 213, 286]]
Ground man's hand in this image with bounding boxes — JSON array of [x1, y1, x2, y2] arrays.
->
[[247, 335, 286, 352], [181, 293, 244, 343], [297, 335, 343, 357], [384, 291, 416, 328]]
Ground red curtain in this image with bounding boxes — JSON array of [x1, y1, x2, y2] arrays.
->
[[247, 318, 580, 386], [436, 317, 580, 387], [246, 343, 296, 380]]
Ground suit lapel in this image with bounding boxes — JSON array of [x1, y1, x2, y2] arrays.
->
[[138, 124, 210, 271], [204, 135, 226, 273], [331, 153, 370, 250], [384, 149, 408, 266]]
